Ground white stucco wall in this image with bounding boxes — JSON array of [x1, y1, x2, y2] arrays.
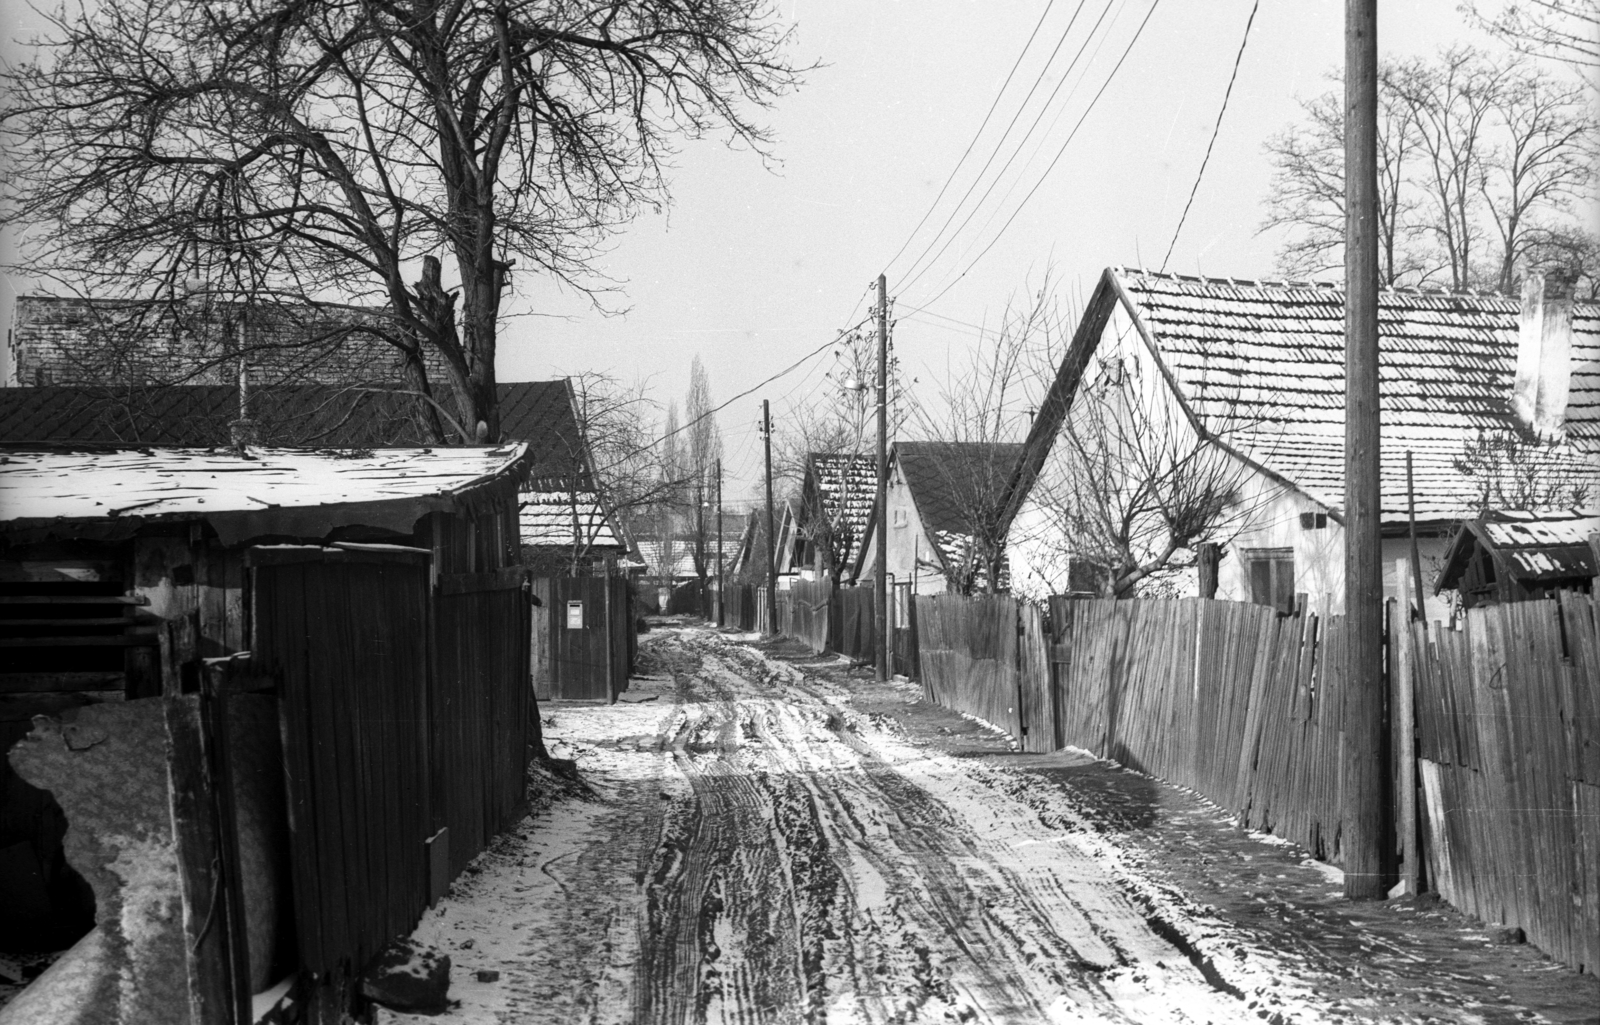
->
[[1005, 298, 1458, 620]]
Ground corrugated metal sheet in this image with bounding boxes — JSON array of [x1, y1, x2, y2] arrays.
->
[[1116, 270, 1600, 524], [0, 445, 528, 523]]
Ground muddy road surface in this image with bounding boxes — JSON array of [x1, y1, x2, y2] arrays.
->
[[393, 627, 1331, 1025]]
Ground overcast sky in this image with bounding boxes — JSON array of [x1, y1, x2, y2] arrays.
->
[[0, 1, 1514, 497]]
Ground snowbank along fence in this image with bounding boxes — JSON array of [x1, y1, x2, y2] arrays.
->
[[914, 586, 1599, 972]]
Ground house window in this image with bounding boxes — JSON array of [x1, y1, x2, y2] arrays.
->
[[1298, 511, 1329, 530], [892, 507, 908, 528], [1244, 548, 1295, 609]]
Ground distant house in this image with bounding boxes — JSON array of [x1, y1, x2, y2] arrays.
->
[[794, 453, 877, 584], [1004, 267, 1599, 616], [1434, 511, 1598, 609], [855, 441, 1026, 594], [1, 444, 535, 1022]]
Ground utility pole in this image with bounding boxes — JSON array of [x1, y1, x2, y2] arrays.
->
[[875, 274, 889, 683], [1343, 0, 1387, 900], [715, 458, 724, 628], [763, 401, 778, 637]]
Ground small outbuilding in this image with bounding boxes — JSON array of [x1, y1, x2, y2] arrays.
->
[[1, 443, 536, 1025], [1434, 512, 1599, 609]]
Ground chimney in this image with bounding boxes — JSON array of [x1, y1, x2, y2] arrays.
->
[[1512, 271, 1574, 441]]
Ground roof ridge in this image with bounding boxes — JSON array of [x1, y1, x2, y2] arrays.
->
[[1111, 266, 1531, 301]]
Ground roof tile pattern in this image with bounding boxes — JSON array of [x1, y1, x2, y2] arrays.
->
[[1116, 270, 1599, 524], [0, 381, 587, 483], [518, 491, 626, 550], [805, 453, 878, 552]]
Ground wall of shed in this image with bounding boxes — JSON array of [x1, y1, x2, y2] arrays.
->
[[133, 534, 246, 658]]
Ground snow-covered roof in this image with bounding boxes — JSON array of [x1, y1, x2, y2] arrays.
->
[[1436, 511, 1598, 590], [518, 490, 627, 550], [0, 444, 530, 543], [1098, 269, 1597, 525]]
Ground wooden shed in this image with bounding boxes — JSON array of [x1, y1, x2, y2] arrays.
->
[[1, 443, 536, 1024], [1434, 512, 1599, 609]]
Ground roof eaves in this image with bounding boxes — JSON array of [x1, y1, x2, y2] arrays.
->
[[1108, 268, 1348, 524]]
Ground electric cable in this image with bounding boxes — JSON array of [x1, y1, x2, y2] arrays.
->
[[907, 0, 1164, 312], [1159, 0, 1261, 272]]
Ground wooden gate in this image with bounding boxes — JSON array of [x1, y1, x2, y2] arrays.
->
[[533, 575, 630, 702], [248, 545, 433, 1001], [432, 569, 532, 882]]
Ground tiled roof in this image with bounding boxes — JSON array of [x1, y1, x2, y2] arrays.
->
[[634, 540, 702, 579], [1436, 511, 1598, 590], [0, 445, 528, 524], [518, 491, 627, 551], [896, 441, 1025, 537], [0, 381, 587, 483], [1113, 269, 1600, 524], [804, 452, 877, 552]]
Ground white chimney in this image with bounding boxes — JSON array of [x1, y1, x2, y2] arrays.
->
[[1512, 271, 1573, 441]]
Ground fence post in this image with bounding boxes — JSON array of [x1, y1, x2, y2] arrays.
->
[[1394, 562, 1420, 896]]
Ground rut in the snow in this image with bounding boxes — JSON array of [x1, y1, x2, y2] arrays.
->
[[615, 634, 1251, 1025]]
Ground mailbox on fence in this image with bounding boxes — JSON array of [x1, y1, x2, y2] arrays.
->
[[565, 600, 585, 629]]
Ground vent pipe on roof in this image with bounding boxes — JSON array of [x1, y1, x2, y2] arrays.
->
[[1512, 271, 1573, 441]]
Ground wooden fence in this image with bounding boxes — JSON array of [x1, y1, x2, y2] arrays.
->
[[433, 570, 533, 880], [1409, 593, 1600, 972], [912, 586, 1599, 972], [531, 575, 631, 702], [250, 547, 435, 998], [1048, 597, 1349, 861]]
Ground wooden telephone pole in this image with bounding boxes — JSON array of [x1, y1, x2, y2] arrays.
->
[[715, 458, 724, 627], [874, 274, 890, 683], [1343, 0, 1387, 900], [763, 400, 778, 637]]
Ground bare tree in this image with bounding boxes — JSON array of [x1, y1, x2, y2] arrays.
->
[[1018, 355, 1261, 600], [1262, 50, 1595, 291], [772, 326, 910, 586], [1262, 72, 1425, 284], [906, 277, 1059, 594], [1, 0, 804, 442], [684, 355, 722, 611], [1452, 429, 1594, 512], [1467, 0, 1600, 69]]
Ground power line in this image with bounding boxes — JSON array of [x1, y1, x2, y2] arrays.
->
[[896, 0, 1120, 296], [908, 0, 1164, 311], [880, 0, 1061, 277], [1159, 0, 1260, 273], [593, 316, 869, 476], [895, 0, 1103, 292]]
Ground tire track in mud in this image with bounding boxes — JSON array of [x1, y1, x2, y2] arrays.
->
[[611, 631, 1289, 1025]]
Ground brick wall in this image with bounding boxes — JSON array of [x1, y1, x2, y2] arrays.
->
[[10, 296, 450, 388]]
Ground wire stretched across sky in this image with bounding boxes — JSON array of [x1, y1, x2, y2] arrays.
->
[[906, 0, 1164, 313], [878, 0, 1062, 279], [890, 0, 1099, 291], [1159, 0, 1261, 272], [594, 314, 872, 477], [894, 0, 1124, 298]]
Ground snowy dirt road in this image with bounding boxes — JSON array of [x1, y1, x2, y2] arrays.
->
[[390, 627, 1330, 1025]]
